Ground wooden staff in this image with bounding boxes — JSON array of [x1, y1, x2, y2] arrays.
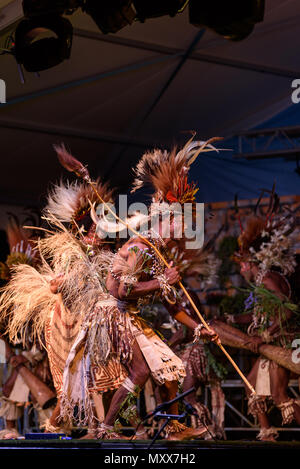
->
[[55, 147, 256, 395]]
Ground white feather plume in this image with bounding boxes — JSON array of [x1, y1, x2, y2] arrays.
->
[[45, 180, 83, 223]]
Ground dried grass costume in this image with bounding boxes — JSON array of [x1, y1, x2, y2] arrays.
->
[[0, 176, 127, 428]]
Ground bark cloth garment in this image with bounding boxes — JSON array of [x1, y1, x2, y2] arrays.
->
[[45, 293, 128, 427], [45, 294, 127, 397]]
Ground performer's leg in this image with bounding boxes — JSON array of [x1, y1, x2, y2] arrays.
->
[[79, 395, 102, 439], [245, 358, 277, 441], [182, 374, 214, 438], [0, 401, 22, 439], [160, 373, 211, 440], [98, 340, 150, 438], [6, 419, 17, 430], [182, 372, 197, 405], [48, 395, 99, 437], [270, 362, 300, 425], [48, 398, 61, 428], [159, 380, 178, 414], [183, 374, 211, 423], [0, 419, 20, 439]]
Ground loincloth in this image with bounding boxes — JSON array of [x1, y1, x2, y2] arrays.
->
[[132, 321, 186, 385], [256, 358, 271, 396]]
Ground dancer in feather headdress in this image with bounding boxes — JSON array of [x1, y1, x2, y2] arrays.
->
[[0, 151, 128, 436], [225, 187, 300, 441], [93, 137, 220, 440], [42, 175, 130, 434]]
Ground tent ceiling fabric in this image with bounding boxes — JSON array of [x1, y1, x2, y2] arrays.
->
[[0, 0, 299, 206]]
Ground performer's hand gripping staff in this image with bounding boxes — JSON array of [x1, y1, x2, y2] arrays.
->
[[54, 145, 256, 396]]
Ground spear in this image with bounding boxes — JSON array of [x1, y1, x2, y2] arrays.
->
[[54, 144, 256, 395]]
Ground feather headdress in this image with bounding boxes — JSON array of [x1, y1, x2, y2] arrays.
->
[[131, 136, 221, 204], [234, 187, 297, 279], [0, 220, 114, 347], [0, 217, 38, 281], [46, 144, 114, 226], [45, 179, 114, 225]]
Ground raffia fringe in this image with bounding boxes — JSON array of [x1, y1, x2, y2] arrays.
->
[[85, 304, 135, 366], [277, 398, 300, 425], [248, 394, 267, 417], [60, 388, 96, 429]]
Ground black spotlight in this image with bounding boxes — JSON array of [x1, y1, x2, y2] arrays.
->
[[22, 0, 78, 17], [14, 15, 73, 72], [189, 0, 265, 41], [132, 0, 188, 22], [82, 1, 136, 34]]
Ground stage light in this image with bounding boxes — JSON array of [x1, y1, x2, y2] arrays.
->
[[189, 0, 265, 41], [132, 0, 188, 22], [82, 1, 136, 34], [14, 15, 73, 72], [22, 0, 79, 17], [8, 0, 266, 76]]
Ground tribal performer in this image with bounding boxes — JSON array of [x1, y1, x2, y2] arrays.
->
[[0, 159, 128, 437], [0, 140, 220, 440], [93, 140, 220, 439], [226, 190, 300, 441]]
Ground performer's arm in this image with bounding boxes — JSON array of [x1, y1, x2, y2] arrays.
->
[[261, 275, 294, 338], [117, 268, 180, 300], [166, 305, 199, 329], [227, 312, 253, 325], [165, 302, 218, 341], [107, 246, 180, 300], [117, 277, 160, 300]]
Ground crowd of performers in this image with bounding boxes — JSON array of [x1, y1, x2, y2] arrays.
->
[[0, 138, 299, 442]]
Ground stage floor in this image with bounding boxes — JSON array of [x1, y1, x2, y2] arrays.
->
[[0, 438, 299, 450]]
